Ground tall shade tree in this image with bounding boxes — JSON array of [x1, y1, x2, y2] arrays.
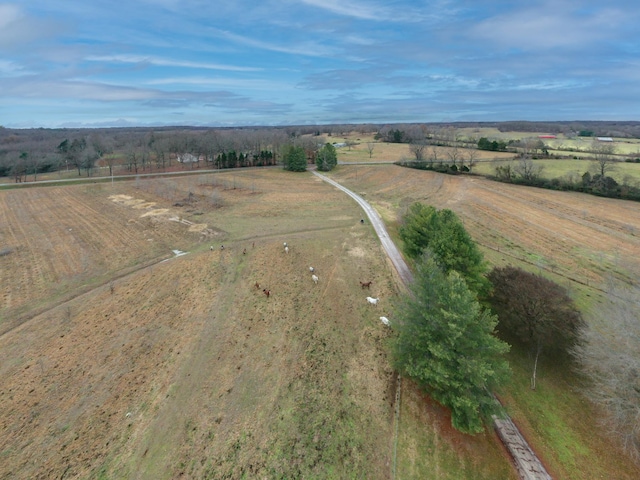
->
[[487, 266, 583, 390], [393, 256, 510, 434], [282, 144, 307, 172], [399, 203, 490, 297], [316, 143, 337, 171]]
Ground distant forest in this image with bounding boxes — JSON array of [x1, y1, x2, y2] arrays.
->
[[2, 120, 640, 182]]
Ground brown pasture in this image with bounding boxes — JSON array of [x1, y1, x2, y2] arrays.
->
[[2, 165, 639, 478], [0, 170, 404, 479]]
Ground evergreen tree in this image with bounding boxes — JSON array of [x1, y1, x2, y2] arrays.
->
[[393, 256, 510, 434], [316, 143, 337, 171], [282, 144, 307, 171], [399, 203, 490, 297]]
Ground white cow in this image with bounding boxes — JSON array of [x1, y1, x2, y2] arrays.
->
[[285, 246, 289, 254], [366, 296, 379, 306], [312, 274, 319, 284], [309, 266, 315, 273], [380, 316, 391, 326]]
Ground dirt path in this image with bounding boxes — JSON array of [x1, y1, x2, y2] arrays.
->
[[313, 171, 552, 480]]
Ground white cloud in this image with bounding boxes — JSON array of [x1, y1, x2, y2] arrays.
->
[[0, 3, 64, 49], [85, 54, 262, 72], [0, 4, 21, 28], [210, 28, 340, 57], [146, 76, 288, 91], [472, 5, 629, 50]]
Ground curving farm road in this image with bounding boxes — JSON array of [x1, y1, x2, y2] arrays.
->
[[313, 170, 552, 480], [312, 171, 413, 285]]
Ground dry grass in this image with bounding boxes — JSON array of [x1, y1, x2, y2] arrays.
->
[[3, 165, 639, 479], [0, 170, 401, 479]]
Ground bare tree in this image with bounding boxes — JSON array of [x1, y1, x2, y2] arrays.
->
[[572, 283, 640, 462], [465, 147, 479, 172], [446, 143, 461, 168], [429, 144, 439, 166], [590, 140, 616, 178], [514, 157, 543, 181], [366, 142, 375, 158], [409, 139, 427, 161], [488, 266, 583, 390]]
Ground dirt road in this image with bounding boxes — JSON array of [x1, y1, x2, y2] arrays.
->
[[312, 171, 413, 285]]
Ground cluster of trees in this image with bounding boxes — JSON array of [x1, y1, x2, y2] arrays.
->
[[393, 202, 584, 434], [392, 256, 510, 433], [213, 150, 276, 169], [394, 204, 508, 433], [477, 137, 508, 152]]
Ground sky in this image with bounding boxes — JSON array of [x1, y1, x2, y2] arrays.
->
[[1, 0, 639, 128]]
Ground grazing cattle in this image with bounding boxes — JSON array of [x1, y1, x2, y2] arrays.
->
[[210, 245, 214, 251], [312, 274, 319, 284], [263, 288, 270, 298], [254, 282, 260, 289], [283, 242, 287, 247], [309, 266, 315, 273], [243, 248, 246, 255], [360, 281, 372, 289], [284, 246, 289, 254], [220, 245, 225, 250], [380, 316, 391, 326], [366, 296, 379, 306], [360, 218, 364, 224]]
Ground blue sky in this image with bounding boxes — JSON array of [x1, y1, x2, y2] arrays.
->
[[1, 0, 638, 128]]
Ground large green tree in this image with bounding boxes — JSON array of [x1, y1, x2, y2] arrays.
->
[[487, 266, 583, 390], [393, 256, 510, 434], [315, 143, 337, 171], [399, 203, 490, 297], [282, 144, 307, 172]]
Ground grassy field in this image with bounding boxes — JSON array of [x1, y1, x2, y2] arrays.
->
[[2, 162, 640, 479], [327, 163, 640, 479], [332, 132, 640, 186], [471, 157, 640, 185]]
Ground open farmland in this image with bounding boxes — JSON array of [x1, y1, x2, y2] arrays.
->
[[2, 165, 640, 479], [0, 169, 517, 479], [327, 164, 640, 479]]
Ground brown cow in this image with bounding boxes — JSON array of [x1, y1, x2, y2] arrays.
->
[[360, 281, 372, 289], [262, 288, 270, 298]]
